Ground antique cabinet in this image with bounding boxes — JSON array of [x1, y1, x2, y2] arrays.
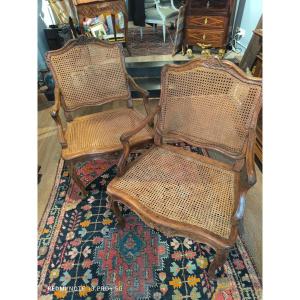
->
[[239, 19, 263, 169], [251, 29, 262, 77], [251, 28, 262, 169], [73, 0, 130, 53], [183, 0, 234, 54]]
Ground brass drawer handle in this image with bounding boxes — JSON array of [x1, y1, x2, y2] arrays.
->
[[197, 43, 212, 49], [202, 34, 206, 40], [204, 17, 208, 24]]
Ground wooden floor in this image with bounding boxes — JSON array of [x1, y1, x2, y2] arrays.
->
[[38, 99, 61, 222], [38, 97, 262, 276]]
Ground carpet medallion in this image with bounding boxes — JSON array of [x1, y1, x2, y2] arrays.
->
[[38, 146, 262, 300]]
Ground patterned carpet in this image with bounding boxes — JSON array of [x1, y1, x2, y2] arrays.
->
[[126, 26, 175, 57], [38, 145, 262, 300]]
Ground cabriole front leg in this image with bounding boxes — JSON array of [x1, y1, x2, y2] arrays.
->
[[110, 198, 125, 229], [208, 248, 229, 279], [67, 161, 88, 198]]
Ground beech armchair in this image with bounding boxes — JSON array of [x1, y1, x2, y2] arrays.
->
[[107, 58, 262, 279], [46, 36, 154, 197]]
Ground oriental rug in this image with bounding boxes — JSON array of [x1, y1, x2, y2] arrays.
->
[[38, 146, 262, 300], [126, 26, 175, 57]]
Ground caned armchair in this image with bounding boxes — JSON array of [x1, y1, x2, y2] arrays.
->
[[107, 58, 262, 279], [46, 36, 153, 197]]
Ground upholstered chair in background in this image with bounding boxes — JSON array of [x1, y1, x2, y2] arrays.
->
[[140, 0, 179, 42]]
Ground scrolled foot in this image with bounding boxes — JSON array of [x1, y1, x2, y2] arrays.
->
[[68, 162, 87, 198], [112, 200, 125, 229], [208, 261, 219, 280], [117, 217, 125, 229], [207, 248, 229, 280], [74, 180, 88, 198]]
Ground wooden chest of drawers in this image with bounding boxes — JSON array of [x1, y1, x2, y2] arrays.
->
[[183, 0, 234, 52], [185, 28, 226, 47]]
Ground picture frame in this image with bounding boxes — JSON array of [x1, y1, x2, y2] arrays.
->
[[89, 22, 107, 40]]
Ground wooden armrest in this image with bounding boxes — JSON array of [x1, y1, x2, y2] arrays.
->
[[117, 105, 161, 176], [50, 86, 61, 114], [232, 189, 247, 224], [50, 87, 67, 148], [246, 128, 257, 187], [126, 73, 150, 116]]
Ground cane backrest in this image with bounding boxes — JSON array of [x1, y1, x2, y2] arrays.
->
[[46, 37, 131, 112], [157, 58, 262, 158]]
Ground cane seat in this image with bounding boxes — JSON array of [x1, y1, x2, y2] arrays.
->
[[62, 108, 153, 160], [108, 145, 236, 240]]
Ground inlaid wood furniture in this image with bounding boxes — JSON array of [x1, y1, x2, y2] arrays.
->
[[240, 19, 263, 169], [107, 57, 262, 279], [72, 0, 130, 53], [46, 36, 153, 196], [183, 0, 234, 55], [251, 29, 262, 77], [240, 17, 262, 72]]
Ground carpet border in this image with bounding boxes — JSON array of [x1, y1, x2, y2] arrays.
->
[[236, 235, 262, 299], [38, 163, 70, 296], [238, 235, 262, 283]]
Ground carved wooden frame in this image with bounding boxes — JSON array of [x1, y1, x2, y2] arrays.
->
[[107, 57, 262, 279]]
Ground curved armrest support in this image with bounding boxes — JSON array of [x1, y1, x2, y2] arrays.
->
[[126, 74, 151, 116], [50, 87, 67, 148], [232, 189, 247, 224], [246, 128, 257, 187], [117, 105, 161, 176]]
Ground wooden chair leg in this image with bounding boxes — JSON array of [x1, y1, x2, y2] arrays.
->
[[208, 248, 229, 279], [140, 27, 143, 40], [162, 23, 166, 43], [111, 199, 125, 229], [124, 43, 131, 56], [68, 162, 88, 197], [127, 98, 133, 108]]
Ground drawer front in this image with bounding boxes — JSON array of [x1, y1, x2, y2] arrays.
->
[[185, 29, 225, 48], [186, 16, 227, 29], [189, 0, 229, 10]]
